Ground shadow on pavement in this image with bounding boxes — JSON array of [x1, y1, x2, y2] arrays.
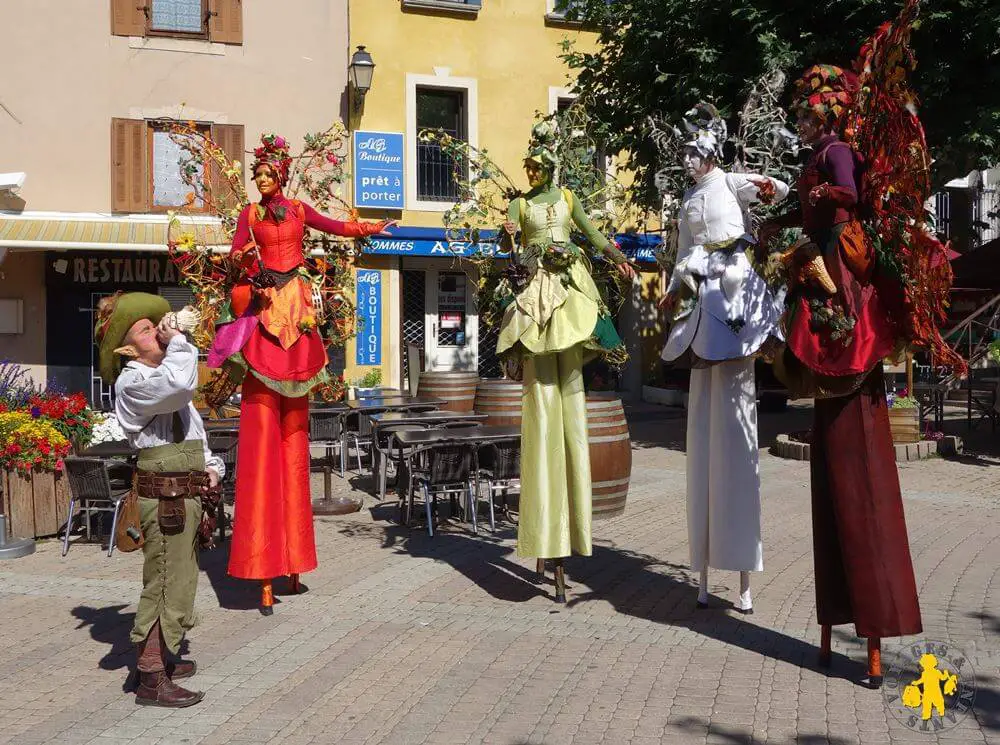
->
[[560, 542, 870, 686]]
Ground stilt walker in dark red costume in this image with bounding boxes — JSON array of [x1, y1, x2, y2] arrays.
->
[[763, 0, 964, 688]]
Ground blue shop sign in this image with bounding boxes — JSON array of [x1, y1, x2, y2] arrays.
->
[[353, 131, 404, 209], [355, 269, 382, 366], [363, 226, 663, 263], [364, 227, 505, 258]]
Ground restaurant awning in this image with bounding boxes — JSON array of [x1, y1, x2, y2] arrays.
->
[[0, 211, 230, 252]]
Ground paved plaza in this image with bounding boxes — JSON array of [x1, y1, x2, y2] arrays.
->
[[1, 402, 998, 745]]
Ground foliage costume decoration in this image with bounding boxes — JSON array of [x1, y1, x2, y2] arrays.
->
[[492, 122, 630, 594], [659, 103, 790, 613], [95, 292, 225, 708], [764, 0, 963, 684], [167, 128, 390, 614]]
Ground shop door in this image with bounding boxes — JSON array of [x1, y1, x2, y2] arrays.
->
[[425, 269, 477, 371]]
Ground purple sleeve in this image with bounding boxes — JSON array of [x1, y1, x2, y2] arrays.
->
[[823, 145, 858, 207]]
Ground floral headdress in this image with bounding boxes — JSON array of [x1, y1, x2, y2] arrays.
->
[[681, 102, 727, 161], [791, 64, 859, 131], [251, 132, 293, 185], [524, 120, 559, 172]]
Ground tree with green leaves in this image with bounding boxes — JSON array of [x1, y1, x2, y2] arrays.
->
[[558, 0, 1000, 210]]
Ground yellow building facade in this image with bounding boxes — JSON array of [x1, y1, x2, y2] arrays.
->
[[343, 0, 659, 391]]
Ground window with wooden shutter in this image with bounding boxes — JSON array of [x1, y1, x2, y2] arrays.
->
[[110, 0, 146, 36], [111, 118, 149, 213], [208, 0, 243, 44], [209, 124, 245, 201], [149, 121, 210, 212]]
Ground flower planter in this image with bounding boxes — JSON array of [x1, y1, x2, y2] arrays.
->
[[2, 468, 72, 539], [888, 407, 920, 444]]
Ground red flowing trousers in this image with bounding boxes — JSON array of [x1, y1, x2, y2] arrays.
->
[[227, 374, 318, 579]]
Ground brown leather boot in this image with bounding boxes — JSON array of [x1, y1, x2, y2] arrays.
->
[[134, 621, 203, 707], [166, 659, 197, 680], [136, 671, 204, 707]]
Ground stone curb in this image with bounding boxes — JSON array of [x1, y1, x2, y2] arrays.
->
[[771, 434, 957, 462]]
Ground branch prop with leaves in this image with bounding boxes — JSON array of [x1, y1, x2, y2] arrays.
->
[[164, 121, 361, 402]]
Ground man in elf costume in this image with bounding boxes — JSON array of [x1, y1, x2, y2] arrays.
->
[[96, 291, 224, 707]]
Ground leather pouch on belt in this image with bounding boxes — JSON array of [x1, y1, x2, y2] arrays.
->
[[157, 497, 186, 535]]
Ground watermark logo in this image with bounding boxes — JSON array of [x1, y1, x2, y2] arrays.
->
[[883, 640, 976, 733]]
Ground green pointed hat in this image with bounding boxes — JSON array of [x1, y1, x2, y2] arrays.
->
[[94, 291, 171, 384]]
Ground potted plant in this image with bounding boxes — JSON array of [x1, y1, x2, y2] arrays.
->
[[0, 363, 97, 538], [348, 367, 383, 400], [887, 387, 920, 444]]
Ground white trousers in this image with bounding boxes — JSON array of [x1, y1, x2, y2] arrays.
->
[[686, 357, 763, 572]]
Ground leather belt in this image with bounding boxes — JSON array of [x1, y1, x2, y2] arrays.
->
[[135, 470, 209, 499]]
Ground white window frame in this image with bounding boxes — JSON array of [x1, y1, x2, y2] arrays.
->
[[548, 87, 613, 176], [406, 71, 479, 213], [546, 0, 584, 23]]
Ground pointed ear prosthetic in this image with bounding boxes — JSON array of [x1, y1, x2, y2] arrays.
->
[[113, 345, 140, 360]]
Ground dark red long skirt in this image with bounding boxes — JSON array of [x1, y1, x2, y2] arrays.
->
[[811, 366, 922, 639]]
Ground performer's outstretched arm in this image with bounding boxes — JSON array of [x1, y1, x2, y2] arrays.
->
[[301, 202, 390, 238]]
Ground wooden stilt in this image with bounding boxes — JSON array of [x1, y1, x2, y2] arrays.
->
[[260, 579, 274, 616], [536, 558, 545, 577], [818, 624, 832, 668], [867, 637, 883, 689], [289, 573, 302, 594], [553, 559, 566, 604]]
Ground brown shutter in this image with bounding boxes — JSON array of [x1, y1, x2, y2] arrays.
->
[[209, 123, 246, 200], [110, 0, 146, 37], [208, 0, 243, 44], [111, 118, 149, 213]]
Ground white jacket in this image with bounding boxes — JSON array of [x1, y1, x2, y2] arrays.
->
[[662, 167, 788, 363]]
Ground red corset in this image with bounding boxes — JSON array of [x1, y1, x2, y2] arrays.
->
[[251, 205, 306, 273]]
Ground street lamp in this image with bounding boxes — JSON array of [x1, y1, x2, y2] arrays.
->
[[349, 46, 376, 112]]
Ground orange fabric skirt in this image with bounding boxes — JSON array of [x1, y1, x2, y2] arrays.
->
[[227, 374, 317, 579]]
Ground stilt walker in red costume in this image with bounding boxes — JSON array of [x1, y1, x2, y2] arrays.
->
[[762, 0, 964, 688], [207, 134, 393, 614]]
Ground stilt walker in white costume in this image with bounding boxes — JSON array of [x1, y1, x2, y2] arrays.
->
[[658, 104, 789, 613]]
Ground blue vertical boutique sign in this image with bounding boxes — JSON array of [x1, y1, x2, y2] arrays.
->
[[355, 269, 382, 366], [353, 131, 405, 210]]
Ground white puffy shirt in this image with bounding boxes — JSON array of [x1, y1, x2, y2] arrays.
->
[[662, 167, 790, 363], [114, 336, 225, 477], [667, 167, 790, 294]]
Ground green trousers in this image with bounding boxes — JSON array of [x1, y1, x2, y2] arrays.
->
[[129, 440, 205, 654], [516, 344, 592, 559]]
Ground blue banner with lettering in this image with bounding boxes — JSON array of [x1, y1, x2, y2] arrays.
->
[[355, 269, 382, 365], [363, 226, 664, 263], [353, 131, 404, 209]]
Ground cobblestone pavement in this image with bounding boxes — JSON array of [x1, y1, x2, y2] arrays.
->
[[1, 402, 998, 745]]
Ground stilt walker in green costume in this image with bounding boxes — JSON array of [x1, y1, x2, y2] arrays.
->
[[497, 121, 636, 602], [95, 292, 225, 707]]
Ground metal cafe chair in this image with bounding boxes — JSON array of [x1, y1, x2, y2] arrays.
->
[[406, 442, 479, 537], [474, 440, 521, 533], [372, 423, 431, 502], [308, 409, 344, 480], [62, 456, 133, 557], [206, 428, 239, 543]]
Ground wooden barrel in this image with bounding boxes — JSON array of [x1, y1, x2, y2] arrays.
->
[[418, 370, 479, 412], [474, 378, 523, 425], [888, 407, 920, 443], [587, 393, 632, 520]]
